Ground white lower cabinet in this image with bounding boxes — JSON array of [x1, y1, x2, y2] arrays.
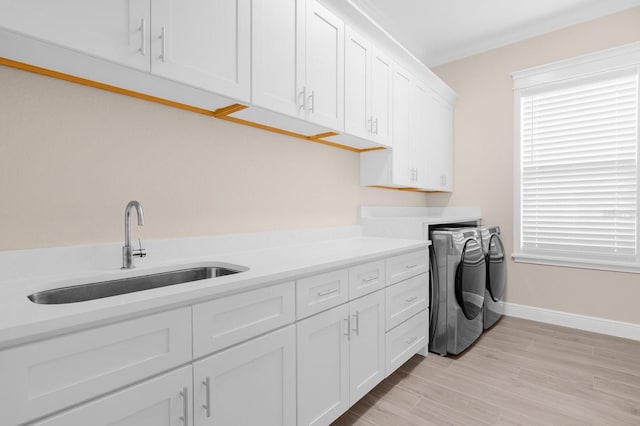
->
[[193, 325, 296, 426], [297, 290, 385, 426], [3, 249, 429, 426], [386, 310, 428, 376], [0, 307, 192, 426], [32, 366, 193, 426], [348, 290, 386, 404]]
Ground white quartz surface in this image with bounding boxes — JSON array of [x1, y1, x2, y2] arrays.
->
[[0, 227, 426, 349]]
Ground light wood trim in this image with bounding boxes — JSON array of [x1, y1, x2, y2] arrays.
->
[[212, 103, 248, 117], [368, 185, 449, 193], [360, 146, 387, 153], [1, 58, 389, 153], [0, 58, 218, 117], [308, 131, 339, 140]]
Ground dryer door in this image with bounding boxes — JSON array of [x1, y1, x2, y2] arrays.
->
[[487, 234, 506, 302], [455, 238, 486, 320]]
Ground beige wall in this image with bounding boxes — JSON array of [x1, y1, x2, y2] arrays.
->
[[431, 7, 640, 324], [0, 66, 427, 250]]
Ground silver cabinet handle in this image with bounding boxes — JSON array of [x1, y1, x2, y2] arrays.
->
[[139, 19, 146, 56], [406, 263, 418, 269], [352, 311, 360, 336], [344, 317, 351, 339], [406, 336, 418, 345], [374, 117, 379, 135], [318, 288, 338, 297], [180, 387, 188, 425], [362, 275, 378, 283], [202, 376, 211, 418], [406, 295, 418, 303], [160, 27, 166, 61], [299, 87, 306, 110], [308, 90, 315, 113]]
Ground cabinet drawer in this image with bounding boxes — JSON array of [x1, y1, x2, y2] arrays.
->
[[385, 249, 428, 285], [349, 259, 385, 299], [0, 307, 192, 426], [385, 273, 428, 331], [385, 310, 428, 376], [32, 365, 192, 426], [296, 269, 349, 319], [193, 281, 295, 358]]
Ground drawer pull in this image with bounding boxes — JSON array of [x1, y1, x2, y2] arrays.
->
[[352, 311, 360, 336], [160, 27, 167, 61], [180, 387, 188, 425], [362, 275, 378, 283], [406, 336, 418, 345], [318, 288, 339, 297], [406, 296, 418, 303], [344, 317, 351, 340], [139, 19, 146, 56], [202, 376, 211, 418], [406, 263, 418, 269]]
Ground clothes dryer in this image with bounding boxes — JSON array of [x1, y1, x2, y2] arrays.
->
[[478, 226, 506, 329], [429, 227, 486, 356]]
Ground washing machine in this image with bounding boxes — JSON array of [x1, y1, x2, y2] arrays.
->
[[478, 226, 506, 329], [429, 227, 486, 356]]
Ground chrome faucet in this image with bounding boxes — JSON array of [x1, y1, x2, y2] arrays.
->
[[122, 200, 147, 269]]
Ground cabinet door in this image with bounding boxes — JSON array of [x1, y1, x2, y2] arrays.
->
[[194, 326, 296, 426], [252, 0, 305, 118], [391, 65, 412, 186], [370, 48, 392, 146], [151, 0, 250, 101], [32, 366, 192, 426], [344, 27, 371, 140], [304, 0, 344, 130], [0, 0, 149, 71], [410, 78, 430, 188], [297, 304, 349, 426], [349, 291, 385, 404], [425, 88, 454, 191]]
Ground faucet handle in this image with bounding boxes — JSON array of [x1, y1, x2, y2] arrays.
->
[[133, 237, 147, 258]]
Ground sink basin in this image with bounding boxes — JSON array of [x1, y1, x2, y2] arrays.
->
[[27, 265, 248, 305]]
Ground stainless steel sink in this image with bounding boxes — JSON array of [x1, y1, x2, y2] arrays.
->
[[28, 265, 248, 305]]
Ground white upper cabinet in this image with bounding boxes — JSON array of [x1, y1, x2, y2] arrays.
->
[[342, 27, 392, 146], [409, 78, 430, 188], [424, 88, 454, 191], [233, 0, 345, 138], [0, 0, 250, 102], [0, 0, 149, 71], [370, 48, 393, 146], [251, 0, 305, 119], [343, 27, 372, 141], [390, 65, 413, 186], [302, 0, 345, 130], [360, 64, 455, 192], [151, 0, 250, 101]]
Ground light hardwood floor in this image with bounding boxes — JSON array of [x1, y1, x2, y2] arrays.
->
[[332, 316, 640, 425]]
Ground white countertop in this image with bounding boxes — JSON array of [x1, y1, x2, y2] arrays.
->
[[0, 227, 426, 350], [359, 206, 483, 240]]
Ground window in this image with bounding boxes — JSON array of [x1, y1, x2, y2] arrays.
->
[[513, 42, 640, 272]]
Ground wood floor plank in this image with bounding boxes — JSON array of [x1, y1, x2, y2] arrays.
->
[[332, 316, 640, 425]]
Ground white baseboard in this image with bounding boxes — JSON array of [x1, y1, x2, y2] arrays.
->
[[503, 302, 640, 341]]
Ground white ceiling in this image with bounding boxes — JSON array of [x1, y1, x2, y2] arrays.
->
[[349, 0, 640, 67]]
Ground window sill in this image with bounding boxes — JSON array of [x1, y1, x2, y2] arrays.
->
[[512, 252, 640, 274]]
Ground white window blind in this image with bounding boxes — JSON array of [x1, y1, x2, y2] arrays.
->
[[520, 68, 639, 260]]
